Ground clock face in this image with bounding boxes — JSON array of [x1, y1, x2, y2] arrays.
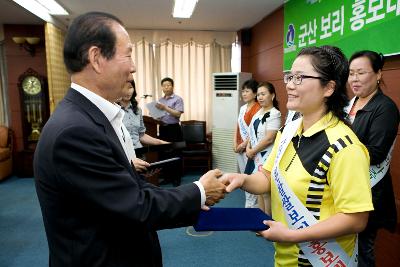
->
[[22, 76, 41, 95]]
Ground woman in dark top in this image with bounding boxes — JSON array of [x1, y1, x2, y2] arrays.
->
[[347, 50, 399, 267]]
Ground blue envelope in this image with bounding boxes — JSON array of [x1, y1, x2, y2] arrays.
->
[[193, 207, 273, 231]]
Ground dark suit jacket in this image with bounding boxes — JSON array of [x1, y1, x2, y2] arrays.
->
[[34, 89, 201, 267]]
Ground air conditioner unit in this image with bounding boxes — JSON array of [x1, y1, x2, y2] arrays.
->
[[212, 72, 252, 173]]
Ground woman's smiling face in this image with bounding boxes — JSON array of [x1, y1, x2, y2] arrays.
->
[[286, 55, 332, 116]]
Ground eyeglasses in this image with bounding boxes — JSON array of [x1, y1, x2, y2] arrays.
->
[[348, 71, 374, 79], [283, 73, 323, 85]]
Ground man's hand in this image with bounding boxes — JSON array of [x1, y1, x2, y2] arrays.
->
[[132, 158, 150, 172], [218, 173, 247, 193], [199, 169, 226, 209], [155, 102, 166, 110]]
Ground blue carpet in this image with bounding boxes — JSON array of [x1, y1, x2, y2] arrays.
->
[[0, 176, 47, 267], [0, 174, 274, 267], [159, 172, 274, 267]]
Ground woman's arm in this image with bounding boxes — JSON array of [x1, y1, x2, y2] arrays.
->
[[233, 126, 246, 153], [247, 113, 281, 158], [246, 130, 278, 159], [262, 140, 371, 243], [139, 134, 169, 146], [221, 169, 271, 195], [233, 126, 239, 152], [260, 212, 369, 243], [220, 167, 369, 243]]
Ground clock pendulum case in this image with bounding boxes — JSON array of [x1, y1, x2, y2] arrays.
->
[[17, 68, 49, 146]]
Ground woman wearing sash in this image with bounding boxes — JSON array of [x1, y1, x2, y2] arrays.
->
[[222, 46, 373, 267], [233, 79, 261, 208], [347, 50, 399, 267], [244, 82, 281, 214]]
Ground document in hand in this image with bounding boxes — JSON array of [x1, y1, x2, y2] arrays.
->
[[147, 157, 180, 170], [145, 101, 167, 119], [193, 207, 272, 231]]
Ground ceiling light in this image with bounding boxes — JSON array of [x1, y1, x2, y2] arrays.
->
[[13, 0, 69, 19], [36, 0, 69, 15], [172, 0, 198, 18]]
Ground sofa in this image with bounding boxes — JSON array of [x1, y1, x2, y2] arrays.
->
[[0, 126, 13, 180]]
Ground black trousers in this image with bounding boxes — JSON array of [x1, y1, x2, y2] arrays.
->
[[358, 225, 378, 267], [158, 123, 183, 186]]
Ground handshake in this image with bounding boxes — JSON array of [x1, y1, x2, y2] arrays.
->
[[198, 169, 247, 210]]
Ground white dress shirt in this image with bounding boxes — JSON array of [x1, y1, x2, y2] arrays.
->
[[71, 83, 136, 163]]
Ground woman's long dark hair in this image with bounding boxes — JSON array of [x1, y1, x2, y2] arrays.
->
[[297, 45, 349, 123], [129, 80, 139, 115]]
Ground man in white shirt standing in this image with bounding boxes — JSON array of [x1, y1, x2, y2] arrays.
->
[[34, 11, 226, 267]]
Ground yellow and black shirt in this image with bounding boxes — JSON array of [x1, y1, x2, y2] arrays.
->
[[264, 112, 374, 267]]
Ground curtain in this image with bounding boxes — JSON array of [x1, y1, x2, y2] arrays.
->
[[131, 39, 159, 112], [127, 29, 235, 46], [135, 40, 231, 130], [0, 41, 8, 125], [44, 23, 69, 113]]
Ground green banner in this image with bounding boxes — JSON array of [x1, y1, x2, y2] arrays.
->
[[283, 0, 400, 71]]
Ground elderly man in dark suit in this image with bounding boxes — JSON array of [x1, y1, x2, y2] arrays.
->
[[34, 12, 226, 267]]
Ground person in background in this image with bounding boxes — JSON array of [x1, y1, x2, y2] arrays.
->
[[244, 82, 281, 214], [156, 77, 184, 142], [34, 12, 226, 267], [155, 77, 184, 186], [347, 50, 399, 267], [120, 80, 169, 148], [221, 46, 373, 267], [233, 79, 261, 208]]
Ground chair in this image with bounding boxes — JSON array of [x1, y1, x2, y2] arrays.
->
[[142, 115, 158, 138], [181, 120, 212, 173], [0, 126, 13, 181]]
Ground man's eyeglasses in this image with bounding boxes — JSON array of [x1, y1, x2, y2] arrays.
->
[[348, 71, 374, 79], [283, 73, 323, 85]]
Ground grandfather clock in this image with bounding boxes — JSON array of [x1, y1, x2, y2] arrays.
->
[[16, 68, 49, 177]]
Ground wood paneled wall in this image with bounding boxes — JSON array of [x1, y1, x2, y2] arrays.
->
[[240, 8, 287, 118], [241, 5, 400, 266], [3, 24, 47, 152]]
